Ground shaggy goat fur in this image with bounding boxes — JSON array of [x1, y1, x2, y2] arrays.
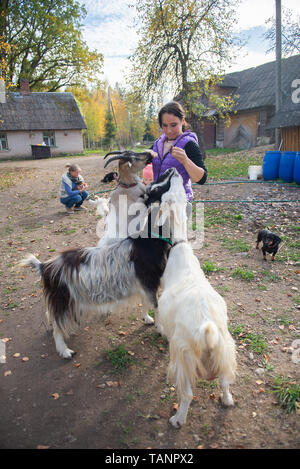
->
[[19, 170, 175, 359]]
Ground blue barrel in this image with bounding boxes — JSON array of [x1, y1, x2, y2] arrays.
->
[[293, 152, 300, 185], [279, 151, 296, 182], [262, 151, 281, 180]]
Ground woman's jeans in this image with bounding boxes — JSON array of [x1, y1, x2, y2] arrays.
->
[[60, 190, 88, 208]]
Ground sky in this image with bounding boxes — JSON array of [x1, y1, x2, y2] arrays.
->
[[79, 0, 300, 88]]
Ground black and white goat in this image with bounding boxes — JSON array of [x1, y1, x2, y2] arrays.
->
[[89, 150, 153, 247], [19, 169, 175, 359], [154, 170, 237, 428]]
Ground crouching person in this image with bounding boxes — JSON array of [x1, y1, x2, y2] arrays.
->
[[59, 164, 88, 214]]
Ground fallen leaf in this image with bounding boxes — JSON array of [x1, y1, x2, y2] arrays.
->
[[118, 331, 127, 336], [288, 325, 296, 331], [36, 445, 50, 450], [106, 381, 119, 387], [252, 412, 257, 418], [22, 356, 29, 362], [128, 351, 135, 356], [4, 370, 12, 376], [51, 393, 60, 400], [74, 363, 81, 368], [173, 402, 179, 411], [65, 390, 74, 396], [2, 338, 12, 343], [209, 393, 216, 400], [256, 380, 263, 385], [13, 353, 21, 358]]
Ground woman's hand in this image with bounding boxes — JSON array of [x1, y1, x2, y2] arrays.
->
[[148, 149, 158, 159], [170, 146, 188, 164]]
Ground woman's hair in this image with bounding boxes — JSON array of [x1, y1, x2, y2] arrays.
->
[[158, 101, 189, 131], [66, 163, 81, 173]]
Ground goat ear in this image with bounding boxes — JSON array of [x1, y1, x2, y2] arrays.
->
[[172, 203, 183, 226]]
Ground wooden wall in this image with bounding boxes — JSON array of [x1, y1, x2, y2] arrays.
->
[[281, 126, 300, 151], [223, 111, 258, 148]]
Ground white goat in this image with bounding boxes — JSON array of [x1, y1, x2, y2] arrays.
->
[[155, 170, 237, 428]]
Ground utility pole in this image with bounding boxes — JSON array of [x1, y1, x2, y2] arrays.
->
[[275, 0, 282, 150]]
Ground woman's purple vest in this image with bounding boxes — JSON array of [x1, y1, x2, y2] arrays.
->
[[152, 130, 198, 201]]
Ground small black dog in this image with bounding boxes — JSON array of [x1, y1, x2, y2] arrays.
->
[[101, 171, 118, 183], [256, 229, 281, 261]]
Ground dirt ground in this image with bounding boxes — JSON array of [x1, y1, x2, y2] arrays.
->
[[0, 151, 299, 450]]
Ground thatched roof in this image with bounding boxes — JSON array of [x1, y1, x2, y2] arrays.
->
[[0, 92, 87, 131]]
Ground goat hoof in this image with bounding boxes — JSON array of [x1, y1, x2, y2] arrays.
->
[[62, 348, 76, 359], [169, 415, 183, 428], [143, 315, 154, 325], [221, 394, 234, 407]]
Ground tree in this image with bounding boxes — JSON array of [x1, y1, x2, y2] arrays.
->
[[128, 0, 242, 153], [103, 108, 117, 150], [6, 0, 103, 91], [265, 6, 300, 56], [0, 1, 9, 81]]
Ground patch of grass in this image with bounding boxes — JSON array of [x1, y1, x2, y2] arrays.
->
[[64, 228, 76, 235], [205, 151, 263, 180], [271, 375, 300, 414], [0, 168, 34, 191], [230, 324, 268, 353], [204, 208, 243, 228], [260, 269, 281, 282], [232, 267, 254, 282], [277, 314, 293, 327], [106, 345, 134, 372], [221, 237, 250, 253], [202, 260, 224, 275]]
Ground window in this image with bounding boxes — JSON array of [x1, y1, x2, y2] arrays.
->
[[43, 131, 56, 147], [0, 133, 8, 150]]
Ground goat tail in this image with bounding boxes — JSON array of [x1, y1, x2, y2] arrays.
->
[[19, 254, 43, 276], [196, 321, 220, 353]]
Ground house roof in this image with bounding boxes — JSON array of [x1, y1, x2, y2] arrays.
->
[[220, 54, 300, 117], [0, 92, 87, 131]]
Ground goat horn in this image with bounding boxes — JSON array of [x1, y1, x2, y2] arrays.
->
[[103, 151, 124, 160], [104, 154, 133, 168]]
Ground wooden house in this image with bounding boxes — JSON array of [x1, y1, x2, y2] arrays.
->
[[0, 79, 87, 158], [199, 54, 300, 150]]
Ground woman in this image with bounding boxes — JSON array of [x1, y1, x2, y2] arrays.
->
[[150, 101, 207, 204], [59, 163, 88, 214]]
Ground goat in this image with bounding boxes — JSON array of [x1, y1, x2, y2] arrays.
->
[[154, 170, 237, 428], [90, 150, 153, 248], [19, 169, 176, 360]]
